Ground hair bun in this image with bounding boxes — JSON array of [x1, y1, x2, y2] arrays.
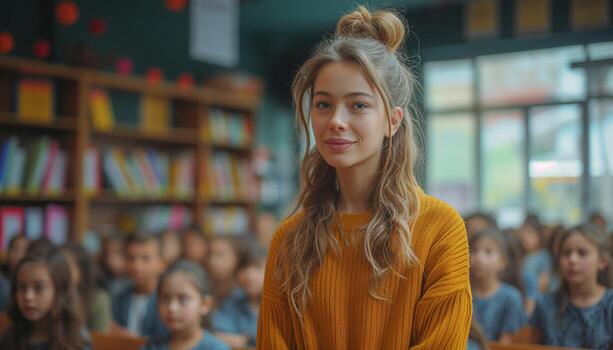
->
[[335, 6, 406, 53]]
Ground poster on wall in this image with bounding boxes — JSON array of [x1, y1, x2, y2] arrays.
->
[[515, 0, 550, 35], [190, 0, 239, 68], [465, 0, 499, 39]]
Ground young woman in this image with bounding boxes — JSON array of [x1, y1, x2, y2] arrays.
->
[[257, 6, 471, 349]]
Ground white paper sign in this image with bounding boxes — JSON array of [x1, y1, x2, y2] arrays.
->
[[190, 0, 239, 67]]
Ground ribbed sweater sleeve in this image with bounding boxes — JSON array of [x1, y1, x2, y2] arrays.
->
[[409, 204, 472, 349], [257, 218, 295, 350]]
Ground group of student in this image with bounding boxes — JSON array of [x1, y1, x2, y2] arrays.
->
[[466, 212, 613, 349], [0, 224, 269, 350]]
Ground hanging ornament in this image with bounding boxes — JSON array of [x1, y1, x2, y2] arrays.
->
[[146, 67, 164, 84], [88, 18, 107, 36], [33, 39, 51, 58], [0, 32, 15, 54], [56, 1, 80, 26], [165, 0, 187, 12], [177, 73, 194, 89], [116, 57, 133, 75]]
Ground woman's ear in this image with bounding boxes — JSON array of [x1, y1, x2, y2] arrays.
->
[[386, 106, 404, 138]]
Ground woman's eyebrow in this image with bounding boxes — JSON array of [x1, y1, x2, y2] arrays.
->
[[313, 91, 375, 99]]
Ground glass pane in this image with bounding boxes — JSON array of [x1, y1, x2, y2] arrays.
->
[[589, 99, 613, 231], [588, 41, 613, 60], [529, 105, 582, 225], [427, 113, 477, 214], [424, 59, 474, 110], [481, 110, 525, 228], [478, 46, 586, 106]]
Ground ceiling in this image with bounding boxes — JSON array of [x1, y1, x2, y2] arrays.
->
[[240, 0, 460, 35]]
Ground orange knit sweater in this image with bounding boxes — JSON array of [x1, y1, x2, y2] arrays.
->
[[257, 192, 472, 349]]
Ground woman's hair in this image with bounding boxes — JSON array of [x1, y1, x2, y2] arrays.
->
[[278, 5, 422, 317], [556, 224, 612, 326], [158, 259, 212, 297], [60, 242, 97, 317], [0, 249, 85, 350]]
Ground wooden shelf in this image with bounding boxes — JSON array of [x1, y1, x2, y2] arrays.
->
[[0, 112, 76, 132], [0, 56, 261, 240], [0, 192, 75, 203], [92, 127, 198, 146], [90, 193, 196, 205], [207, 142, 253, 153], [206, 198, 257, 206]]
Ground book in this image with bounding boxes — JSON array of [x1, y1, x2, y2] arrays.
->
[[45, 204, 68, 245], [6, 145, 26, 195], [25, 136, 50, 195], [141, 95, 171, 135], [15, 78, 55, 123], [84, 147, 101, 195], [46, 150, 66, 195], [0, 207, 24, 250], [90, 88, 115, 131], [0, 137, 17, 193], [24, 206, 43, 240]]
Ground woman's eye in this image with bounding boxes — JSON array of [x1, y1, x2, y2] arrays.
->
[[314, 101, 331, 109], [353, 102, 368, 110]]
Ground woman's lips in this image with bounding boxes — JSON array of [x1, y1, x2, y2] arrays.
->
[[325, 138, 355, 152]]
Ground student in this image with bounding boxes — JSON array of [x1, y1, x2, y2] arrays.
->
[[2, 234, 29, 279], [61, 242, 112, 332], [470, 228, 526, 343], [257, 6, 472, 349], [206, 236, 244, 302], [99, 233, 129, 296], [255, 211, 277, 249], [181, 227, 208, 267], [143, 260, 229, 350], [112, 233, 167, 337], [464, 212, 498, 240], [531, 224, 613, 349], [0, 249, 90, 349], [212, 244, 266, 347], [518, 214, 553, 315], [160, 230, 181, 266]]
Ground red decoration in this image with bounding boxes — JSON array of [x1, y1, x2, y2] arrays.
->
[[0, 32, 14, 54], [33, 40, 51, 58], [146, 67, 164, 84], [166, 0, 187, 12], [56, 1, 80, 26], [88, 18, 107, 36], [177, 73, 194, 89], [116, 57, 133, 75]]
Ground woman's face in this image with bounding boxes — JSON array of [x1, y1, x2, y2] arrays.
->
[[310, 61, 402, 173]]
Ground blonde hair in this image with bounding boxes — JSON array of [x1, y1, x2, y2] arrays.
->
[[277, 6, 422, 318]]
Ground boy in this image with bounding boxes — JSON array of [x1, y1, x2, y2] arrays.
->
[[212, 242, 266, 347], [112, 233, 166, 337]]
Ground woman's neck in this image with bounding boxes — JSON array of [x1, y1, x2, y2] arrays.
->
[[29, 318, 51, 344], [471, 276, 500, 298], [170, 326, 203, 350], [568, 280, 605, 308], [336, 164, 377, 214]]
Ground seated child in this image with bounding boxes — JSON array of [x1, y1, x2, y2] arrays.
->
[[0, 248, 91, 349], [531, 224, 613, 349], [470, 228, 526, 343], [112, 233, 166, 337], [143, 260, 229, 350], [212, 243, 266, 347]]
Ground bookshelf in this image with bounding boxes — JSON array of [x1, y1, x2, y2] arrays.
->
[[0, 56, 261, 243]]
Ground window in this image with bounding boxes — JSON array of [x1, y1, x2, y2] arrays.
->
[[427, 113, 477, 213], [425, 41, 613, 229]]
